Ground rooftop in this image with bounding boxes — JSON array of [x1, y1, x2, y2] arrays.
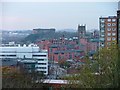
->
[[99, 16, 117, 19], [1, 43, 38, 47], [54, 50, 83, 54], [42, 79, 68, 84]]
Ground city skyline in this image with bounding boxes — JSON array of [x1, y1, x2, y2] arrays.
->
[[1, 2, 117, 31]]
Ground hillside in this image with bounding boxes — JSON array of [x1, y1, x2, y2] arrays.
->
[[22, 31, 77, 43]]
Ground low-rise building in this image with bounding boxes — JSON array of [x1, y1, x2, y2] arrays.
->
[[0, 44, 48, 75]]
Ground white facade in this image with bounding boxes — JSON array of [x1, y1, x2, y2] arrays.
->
[[0, 44, 48, 75]]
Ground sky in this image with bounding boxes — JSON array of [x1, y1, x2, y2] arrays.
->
[[1, 2, 118, 31]]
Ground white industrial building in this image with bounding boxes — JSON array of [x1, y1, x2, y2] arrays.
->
[[0, 43, 48, 75]]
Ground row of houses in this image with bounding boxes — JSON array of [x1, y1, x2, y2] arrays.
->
[[36, 33, 99, 63]]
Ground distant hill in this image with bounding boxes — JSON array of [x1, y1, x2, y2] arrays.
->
[[22, 31, 77, 43], [22, 32, 55, 43]]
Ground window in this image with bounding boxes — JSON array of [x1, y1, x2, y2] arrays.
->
[[112, 19, 116, 22], [101, 35, 104, 37], [107, 28, 111, 31], [38, 59, 44, 61], [107, 42, 111, 45], [39, 63, 46, 65], [0, 55, 5, 56], [101, 30, 104, 32], [101, 31, 104, 34], [44, 59, 47, 61], [100, 38, 104, 41], [112, 23, 116, 26], [112, 37, 116, 41], [32, 55, 46, 57], [38, 67, 46, 69], [100, 19, 105, 22], [101, 27, 105, 30], [107, 19, 111, 22], [9, 55, 16, 56], [107, 37, 111, 41], [112, 33, 116, 36], [54, 53, 58, 54], [101, 43, 104, 47], [112, 42, 115, 45], [107, 33, 111, 36], [112, 28, 116, 31], [107, 23, 111, 26], [40, 71, 46, 73], [0, 55, 16, 56], [101, 24, 104, 27]]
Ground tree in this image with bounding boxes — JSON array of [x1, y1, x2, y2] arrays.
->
[[2, 66, 48, 88], [58, 60, 70, 69], [63, 44, 120, 88]]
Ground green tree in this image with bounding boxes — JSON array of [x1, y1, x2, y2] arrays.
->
[[2, 66, 48, 88], [64, 44, 120, 88], [58, 60, 70, 69]]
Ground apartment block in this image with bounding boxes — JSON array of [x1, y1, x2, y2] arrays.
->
[[117, 10, 120, 46], [99, 16, 117, 48]]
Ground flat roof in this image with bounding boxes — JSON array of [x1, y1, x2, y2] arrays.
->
[[99, 16, 117, 19], [43, 79, 68, 84]]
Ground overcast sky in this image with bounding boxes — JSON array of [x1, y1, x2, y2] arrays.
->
[[1, 2, 118, 31]]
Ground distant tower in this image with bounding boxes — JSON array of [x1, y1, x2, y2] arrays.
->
[[78, 24, 86, 39], [61, 35, 65, 45]]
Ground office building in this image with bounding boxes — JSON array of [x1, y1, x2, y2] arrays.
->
[[0, 44, 48, 75]]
